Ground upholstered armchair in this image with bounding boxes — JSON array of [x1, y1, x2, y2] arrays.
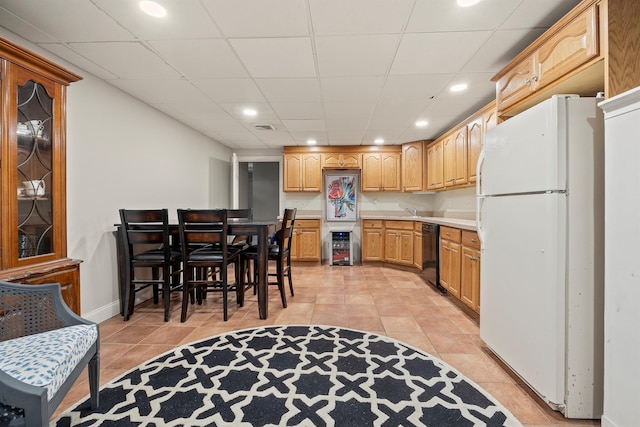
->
[[0, 281, 99, 426]]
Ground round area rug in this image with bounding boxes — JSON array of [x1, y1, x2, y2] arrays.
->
[[54, 325, 522, 426]]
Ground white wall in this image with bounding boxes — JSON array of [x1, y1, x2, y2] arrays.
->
[[0, 29, 232, 322]]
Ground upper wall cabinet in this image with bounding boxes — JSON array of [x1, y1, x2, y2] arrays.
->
[[321, 152, 360, 169], [361, 151, 401, 192], [0, 38, 83, 313], [283, 153, 322, 192], [401, 141, 425, 192], [493, 0, 603, 116], [426, 139, 444, 191]]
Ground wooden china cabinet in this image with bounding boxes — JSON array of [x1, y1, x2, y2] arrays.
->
[[0, 38, 83, 314]]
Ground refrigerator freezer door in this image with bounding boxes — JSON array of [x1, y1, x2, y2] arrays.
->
[[480, 96, 567, 196], [480, 192, 566, 408]]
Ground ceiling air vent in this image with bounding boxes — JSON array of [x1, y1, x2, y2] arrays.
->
[[254, 124, 275, 131]]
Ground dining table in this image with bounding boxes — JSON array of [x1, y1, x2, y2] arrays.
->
[[115, 218, 281, 320]]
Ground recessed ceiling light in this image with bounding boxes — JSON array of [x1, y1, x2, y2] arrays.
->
[[374, 138, 385, 145], [457, 0, 483, 7], [306, 139, 316, 145], [139, 1, 167, 17], [415, 120, 428, 128], [243, 108, 257, 117], [450, 83, 468, 92]]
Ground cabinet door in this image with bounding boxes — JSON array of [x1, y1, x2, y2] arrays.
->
[[362, 227, 384, 261], [495, 56, 536, 113], [322, 153, 360, 168], [9, 65, 66, 267], [398, 230, 414, 265], [440, 239, 451, 291], [467, 118, 483, 183], [361, 153, 382, 191], [536, 5, 599, 90], [298, 228, 320, 261], [381, 153, 401, 191], [384, 229, 399, 263], [427, 141, 444, 190], [283, 154, 303, 192], [453, 127, 467, 186], [447, 241, 461, 298], [302, 153, 321, 192], [461, 246, 480, 312], [414, 229, 422, 270], [402, 142, 423, 192], [443, 135, 456, 187], [23, 265, 81, 314]]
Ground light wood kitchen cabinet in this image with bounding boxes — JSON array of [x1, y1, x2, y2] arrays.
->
[[0, 38, 82, 314], [361, 220, 384, 262], [460, 230, 481, 314], [383, 221, 414, 266], [291, 219, 321, 261], [283, 153, 322, 192], [321, 152, 360, 169], [466, 117, 483, 183], [401, 141, 424, 192], [414, 222, 422, 270], [427, 140, 444, 190], [443, 127, 467, 188], [361, 152, 401, 192], [494, 1, 602, 116], [440, 226, 461, 298]]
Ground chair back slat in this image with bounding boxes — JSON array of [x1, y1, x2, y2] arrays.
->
[[177, 209, 228, 247]]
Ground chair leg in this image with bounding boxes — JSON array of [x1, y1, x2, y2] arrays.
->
[[88, 350, 100, 409], [162, 265, 171, 322], [276, 258, 287, 308], [152, 268, 160, 304], [287, 255, 294, 296], [237, 257, 245, 307], [222, 267, 229, 321], [181, 269, 192, 322], [123, 268, 133, 321]]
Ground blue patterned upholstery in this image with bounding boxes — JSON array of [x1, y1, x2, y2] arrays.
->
[[0, 325, 98, 400]]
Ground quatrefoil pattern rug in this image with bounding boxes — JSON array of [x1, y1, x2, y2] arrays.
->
[[54, 325, 521, 426]]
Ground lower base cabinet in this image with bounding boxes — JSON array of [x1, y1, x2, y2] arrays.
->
[[460, 231, 481, 313], [440, 227, 461, 298], [291, 219, 321, 261], [362, 220, 384, 261], [0, 259, 82, 314]]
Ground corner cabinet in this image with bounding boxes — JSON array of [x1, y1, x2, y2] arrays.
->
[[0, 38, 83, 314], [401, 141, 424, 192]]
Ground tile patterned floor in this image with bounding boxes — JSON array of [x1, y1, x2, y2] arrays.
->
[[54, 264, 601, 426]]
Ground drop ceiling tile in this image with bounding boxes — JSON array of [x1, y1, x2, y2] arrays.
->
[[150, 39, 248, 79], [320, 77, 385, 102], [462, 29, 546, 73], [309, 0, 414, 35], [370, 101, 432, 127], [391, 32, 492, 75], [438, 73, 495, 99], [379, 74, 453, 102], [422, 97, 488, 123], [94, 0, 221, 40], [407, 0, 519, 32], [282, 120, 326, 132], [289, 132, 328, 146], [254, 78, 321, 103], [230, 38, 316, 78], [501, 0, 583, 30], [0, 0, 133, 41], [69, 42, 180, 78], [326, 130, 365, 145], [38, 43, 117, 79], [192, 79, 265, 103], [150, 102, 232, 122], [0, 7, 57, 43], [109, 79, 211, 104], [271, 103, 324, 120], [315, 35, 400, 77], [326, 118, 369, 132], [323, 101, 376, 120], [218, 102, 279, 121], [202, 0, 308, 37]]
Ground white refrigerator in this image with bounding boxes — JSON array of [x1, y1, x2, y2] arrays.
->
[[476, 95, 604, 418]]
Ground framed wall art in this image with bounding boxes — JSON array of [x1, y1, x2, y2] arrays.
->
[[325, 174, 357, 221]]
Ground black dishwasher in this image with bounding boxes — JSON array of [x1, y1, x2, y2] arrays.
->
[[422, 223, 445, 293]]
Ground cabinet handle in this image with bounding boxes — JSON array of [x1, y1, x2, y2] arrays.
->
[[470, 257, 479, 261], [471, 239, 477, 243]]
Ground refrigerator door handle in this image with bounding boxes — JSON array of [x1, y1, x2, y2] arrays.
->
[[476, 149, 486, 197], [476, 196, 485, 250]]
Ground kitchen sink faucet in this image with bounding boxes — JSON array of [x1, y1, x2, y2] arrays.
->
[[405, 208, 417, 217]]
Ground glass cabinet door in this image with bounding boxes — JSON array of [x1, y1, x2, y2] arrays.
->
[[16, 79, 54, 258]]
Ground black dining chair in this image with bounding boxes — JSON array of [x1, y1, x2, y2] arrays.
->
[[119, 209, 182, 322], [177, 209, 244, 322], [226, 208, 254, 306], [243, 208, 296, 308]]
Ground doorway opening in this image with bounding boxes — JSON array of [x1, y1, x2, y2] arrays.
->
[[238, 161, 280, 221]]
